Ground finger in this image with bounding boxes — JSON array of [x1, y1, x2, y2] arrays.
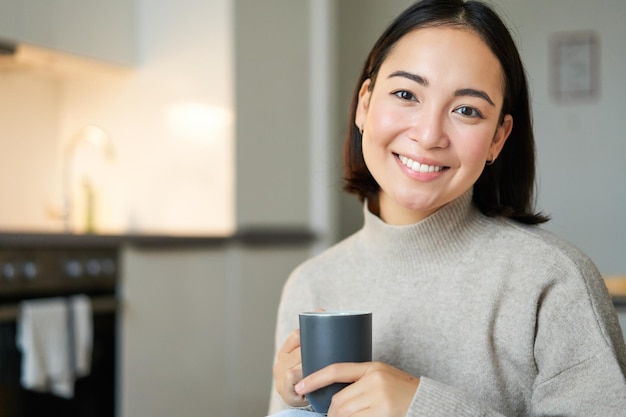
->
[[274, 358, 308, 407], [285, 365, 308, 403], [273, 329, 311, 408], [284, 363, 303, 385], [295, 362, 369, 395], [329, 363, 419, 417], [323, 367, 371, 416], [277, 345, 302, 373], [327, 382, 369, 417], [278, 329, 301, 355], [275, 345, 302, 386]]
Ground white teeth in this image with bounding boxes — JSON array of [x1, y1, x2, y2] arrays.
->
[[399, 155, 443, 173]]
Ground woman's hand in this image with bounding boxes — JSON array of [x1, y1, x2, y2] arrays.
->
[[295, 361, 420, 417], [273, 329, 309, 407]]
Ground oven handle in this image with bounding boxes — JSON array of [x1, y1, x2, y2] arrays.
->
[[0, 295, 118, 323]]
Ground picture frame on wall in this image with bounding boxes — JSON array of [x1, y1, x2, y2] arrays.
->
[[549, 31, 599, 101]]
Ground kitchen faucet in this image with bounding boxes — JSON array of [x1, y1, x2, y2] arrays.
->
[[62, 125, 115, 233]]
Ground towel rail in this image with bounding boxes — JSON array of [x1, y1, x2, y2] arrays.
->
[[0, 295, 118, 323]]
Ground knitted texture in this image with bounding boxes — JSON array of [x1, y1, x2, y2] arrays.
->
[[268, 191, 626, 416]]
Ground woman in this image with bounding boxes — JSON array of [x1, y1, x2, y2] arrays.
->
[[269, 0, 626, 416]]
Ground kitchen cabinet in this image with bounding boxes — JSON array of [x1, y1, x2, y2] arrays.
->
[[120, 238, 313, 417], [234, 0, 312, 228], [4, 0, 136, 65], [0, 0, 19, 42]]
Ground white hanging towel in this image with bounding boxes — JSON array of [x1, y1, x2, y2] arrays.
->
[[16, 295, 93, 398]]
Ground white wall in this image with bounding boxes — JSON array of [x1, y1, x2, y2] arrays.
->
[[0, 70, 61, 231]]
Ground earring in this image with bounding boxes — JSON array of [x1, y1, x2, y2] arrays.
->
[[359, 126, 364, 135], [486, 158, 495, 166]]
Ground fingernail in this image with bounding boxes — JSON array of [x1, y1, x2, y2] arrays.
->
[[295, 381, 304, 393]]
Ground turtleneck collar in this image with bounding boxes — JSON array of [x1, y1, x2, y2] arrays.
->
[[360, 190, 490, 268]]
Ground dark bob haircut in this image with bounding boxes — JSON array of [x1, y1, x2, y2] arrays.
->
[[343, 0, 548, 224]]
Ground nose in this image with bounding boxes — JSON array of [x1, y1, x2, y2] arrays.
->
[[406, 106, 449, 148]]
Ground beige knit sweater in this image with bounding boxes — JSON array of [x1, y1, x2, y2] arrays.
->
[[268, 191, 626, 416]]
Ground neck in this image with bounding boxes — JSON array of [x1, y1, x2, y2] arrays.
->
[[377, 192, 444, 225]]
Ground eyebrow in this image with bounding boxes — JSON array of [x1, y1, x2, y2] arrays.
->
[[455, 88, 495, 106], [387, 70, 496, 107], [388, 70, 428, 86]]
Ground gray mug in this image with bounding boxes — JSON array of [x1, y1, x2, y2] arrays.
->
[[299, 311, 372, 414]]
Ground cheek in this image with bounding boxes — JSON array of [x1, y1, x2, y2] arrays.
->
[[366, 102, 409, 143], [455, 127, 496, 165]]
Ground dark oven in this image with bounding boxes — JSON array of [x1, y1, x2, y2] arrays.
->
[[0, 242, 119, 417]]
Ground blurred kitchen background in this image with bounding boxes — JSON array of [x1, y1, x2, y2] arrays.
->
[[0, 0, 624, 416]]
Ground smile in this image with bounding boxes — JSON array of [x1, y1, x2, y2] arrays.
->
[[397, 154, 444, 173]]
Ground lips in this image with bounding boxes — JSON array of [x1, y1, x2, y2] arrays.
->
[[397, 154, 445, 173]]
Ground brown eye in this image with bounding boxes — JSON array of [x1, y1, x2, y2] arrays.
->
[[393, 90, 417, 102], [454, 106, 483, 118]]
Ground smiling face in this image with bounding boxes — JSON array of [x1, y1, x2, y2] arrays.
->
[[355, 26, 513, 225]]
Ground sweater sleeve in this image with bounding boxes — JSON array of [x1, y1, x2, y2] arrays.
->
[[408, 349, 626, 417], [406, 346, 626, 417], [406, 254, 626, 417], [530, 346, 626, 415], [408, 378, 506, 417], [527, 255, 626, 416]]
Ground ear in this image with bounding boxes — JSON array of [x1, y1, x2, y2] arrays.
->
[[355, 79, 372, 132], [489, 114, 513, 161]]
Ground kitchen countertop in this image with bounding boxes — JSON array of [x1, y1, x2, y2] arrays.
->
[[0, 227, 316, 249], [605, 277, 626, 307], [1, 231, 623, 306]]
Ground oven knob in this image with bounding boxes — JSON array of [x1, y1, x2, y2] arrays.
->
[[22, 261, 37, 280], [86, 259, 101, 277], [2, 262, 16, 281], [65, 260, 83, 278]]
